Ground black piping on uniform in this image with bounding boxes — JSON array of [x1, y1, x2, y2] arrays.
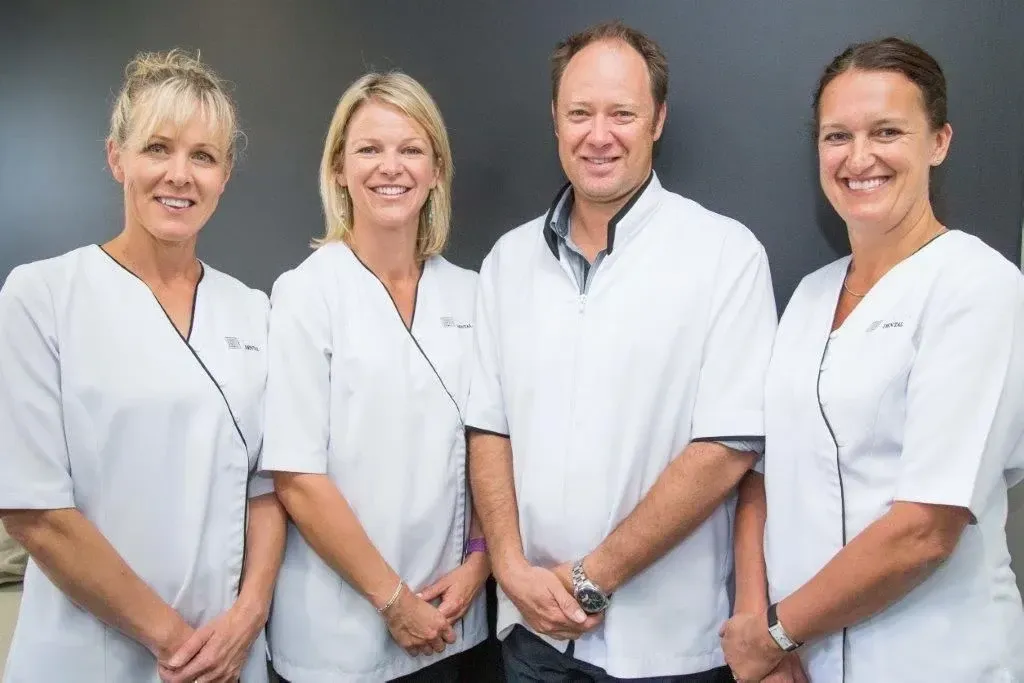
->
[[350, 254, 464, 427], [690, 435, 765, 444], [354, 252, 470, 642], [465, 426, 510, 439], [98, 245, 252, 596], [816, 334, 847, 682], [185, 268, 201, 341], [542, 171, 655, 261], [542, 182, 573, 259], [605, 170, 653, 254]]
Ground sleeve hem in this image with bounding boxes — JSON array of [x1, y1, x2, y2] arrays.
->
[[690, 411, 764, 442], [0, 492, 75, 511], [259, 460, 328, 476], [463, 408, 509, 437], [247, 473, 276, 498], [466, 425, 510, 439], [893, 488, 976, 518]]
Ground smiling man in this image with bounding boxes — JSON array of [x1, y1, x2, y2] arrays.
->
[[466, 21, 779, 683]]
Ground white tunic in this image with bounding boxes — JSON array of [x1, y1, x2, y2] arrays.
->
[[260, 243, 486, 682], [0, 245, 272, 682], [466, 173, 778, 678], [763, 230, 1024, 683]]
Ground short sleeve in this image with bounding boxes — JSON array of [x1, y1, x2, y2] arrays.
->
[[260, 267, 333, 475], [690, 232, 778, 441], [248, 290, 275, 498], [0, 265, 75, 510], [895, 267, 1024, 516], [464, 250, 509, 437], [248, 472, 276, 498]]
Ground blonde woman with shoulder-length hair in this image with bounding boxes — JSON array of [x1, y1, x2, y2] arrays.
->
[[262, 71, 490, 682], [0, 49, 285, 682], [314, 71, 455, 260]]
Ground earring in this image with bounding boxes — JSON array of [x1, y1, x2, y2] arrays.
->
[[339, 187, 347, 220], [427, 192, 436, 226]]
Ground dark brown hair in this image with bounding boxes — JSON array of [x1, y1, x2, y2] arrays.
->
[[814, 37, 947, 131], [550, 20, 668, 108]]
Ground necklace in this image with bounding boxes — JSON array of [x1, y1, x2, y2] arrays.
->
[[842, 276, 867, 298], [843, 226, 948, 300]]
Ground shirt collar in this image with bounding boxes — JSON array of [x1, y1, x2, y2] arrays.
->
[[542, 171, 660, 260]]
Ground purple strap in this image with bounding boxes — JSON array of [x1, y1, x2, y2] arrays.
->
[[466, 537, 487, 555]]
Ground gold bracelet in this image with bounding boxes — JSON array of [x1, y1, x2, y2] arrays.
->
[[377, 580, 404, 615]]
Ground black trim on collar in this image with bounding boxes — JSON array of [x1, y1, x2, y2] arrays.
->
[[607, 170, 654, 254], [542, 181, 573, 259], [541, 171, 656, 259], [96, 245, 248, 454]]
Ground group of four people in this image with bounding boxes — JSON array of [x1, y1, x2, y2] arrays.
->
[[1, 18, 1022, 683]]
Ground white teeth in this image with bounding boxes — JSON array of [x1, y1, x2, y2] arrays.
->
[[158, 197, 192, 208], [587, 158, 614, 165], [373, 186, 409, 196], [847, 177, 887, 191]]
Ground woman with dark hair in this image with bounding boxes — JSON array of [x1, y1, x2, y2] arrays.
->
[[721, 37, 1024, 683]]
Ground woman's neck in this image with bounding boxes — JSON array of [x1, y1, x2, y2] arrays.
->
[[846, 199, 945, 286], [349, 219, 421, 283], [104, 224, 199, 286]]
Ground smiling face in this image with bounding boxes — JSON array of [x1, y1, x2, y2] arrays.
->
[[817, 68, 951, 233], [553, 39, 666, 209], [107, 115, 230, 244], [338, 99, 438, 235]]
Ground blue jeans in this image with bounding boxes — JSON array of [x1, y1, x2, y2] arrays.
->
[[502, 626, 733, 683]]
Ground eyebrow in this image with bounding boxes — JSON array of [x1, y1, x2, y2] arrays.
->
[[563, 101, 640, 110], [146, 134, 223, 153], [872, 117, 911, 126], [820, 117, 911, 129], [349, 137, 429, 146]]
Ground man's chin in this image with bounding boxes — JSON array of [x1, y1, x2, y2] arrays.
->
[[573, 178, 637, 205]]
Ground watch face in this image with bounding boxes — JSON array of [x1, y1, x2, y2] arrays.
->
[[577, 587, 608, 614]]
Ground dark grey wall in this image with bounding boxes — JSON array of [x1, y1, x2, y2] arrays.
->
[[2, 1, 1024, 577]]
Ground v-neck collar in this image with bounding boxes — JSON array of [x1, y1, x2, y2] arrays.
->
[[347, 246, 427, 333], [827, 229, 953, 337], [96, 244, 205, 342]]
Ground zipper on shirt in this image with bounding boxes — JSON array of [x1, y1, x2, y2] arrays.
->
[[816, 337, 847, 682]]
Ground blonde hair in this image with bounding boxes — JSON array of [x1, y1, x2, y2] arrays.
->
[[314, 72, 454, 258], [109, 49, 240, 165]]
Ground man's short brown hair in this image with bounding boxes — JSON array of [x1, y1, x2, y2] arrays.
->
[[550, 20, 669, 108]]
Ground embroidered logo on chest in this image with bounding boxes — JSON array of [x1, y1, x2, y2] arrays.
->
[[440, 315, 472, 329], [866, 320, 904, 332], [225, 336, 261, 351]]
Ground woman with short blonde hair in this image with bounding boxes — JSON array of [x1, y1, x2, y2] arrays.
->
[[0, 49, 284, 682]]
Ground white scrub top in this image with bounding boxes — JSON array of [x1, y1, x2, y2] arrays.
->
[[763, 230, 1024, 683], [260, 242, 486, 683], [466, 173, 778, 678], [0, 245, 273, 683]]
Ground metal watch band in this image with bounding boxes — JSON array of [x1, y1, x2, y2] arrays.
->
[[571, 559, 611, 605]]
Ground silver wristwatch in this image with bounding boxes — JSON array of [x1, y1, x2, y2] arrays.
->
[[767, 602, 801, 652], [571, 559, 610, 614]]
